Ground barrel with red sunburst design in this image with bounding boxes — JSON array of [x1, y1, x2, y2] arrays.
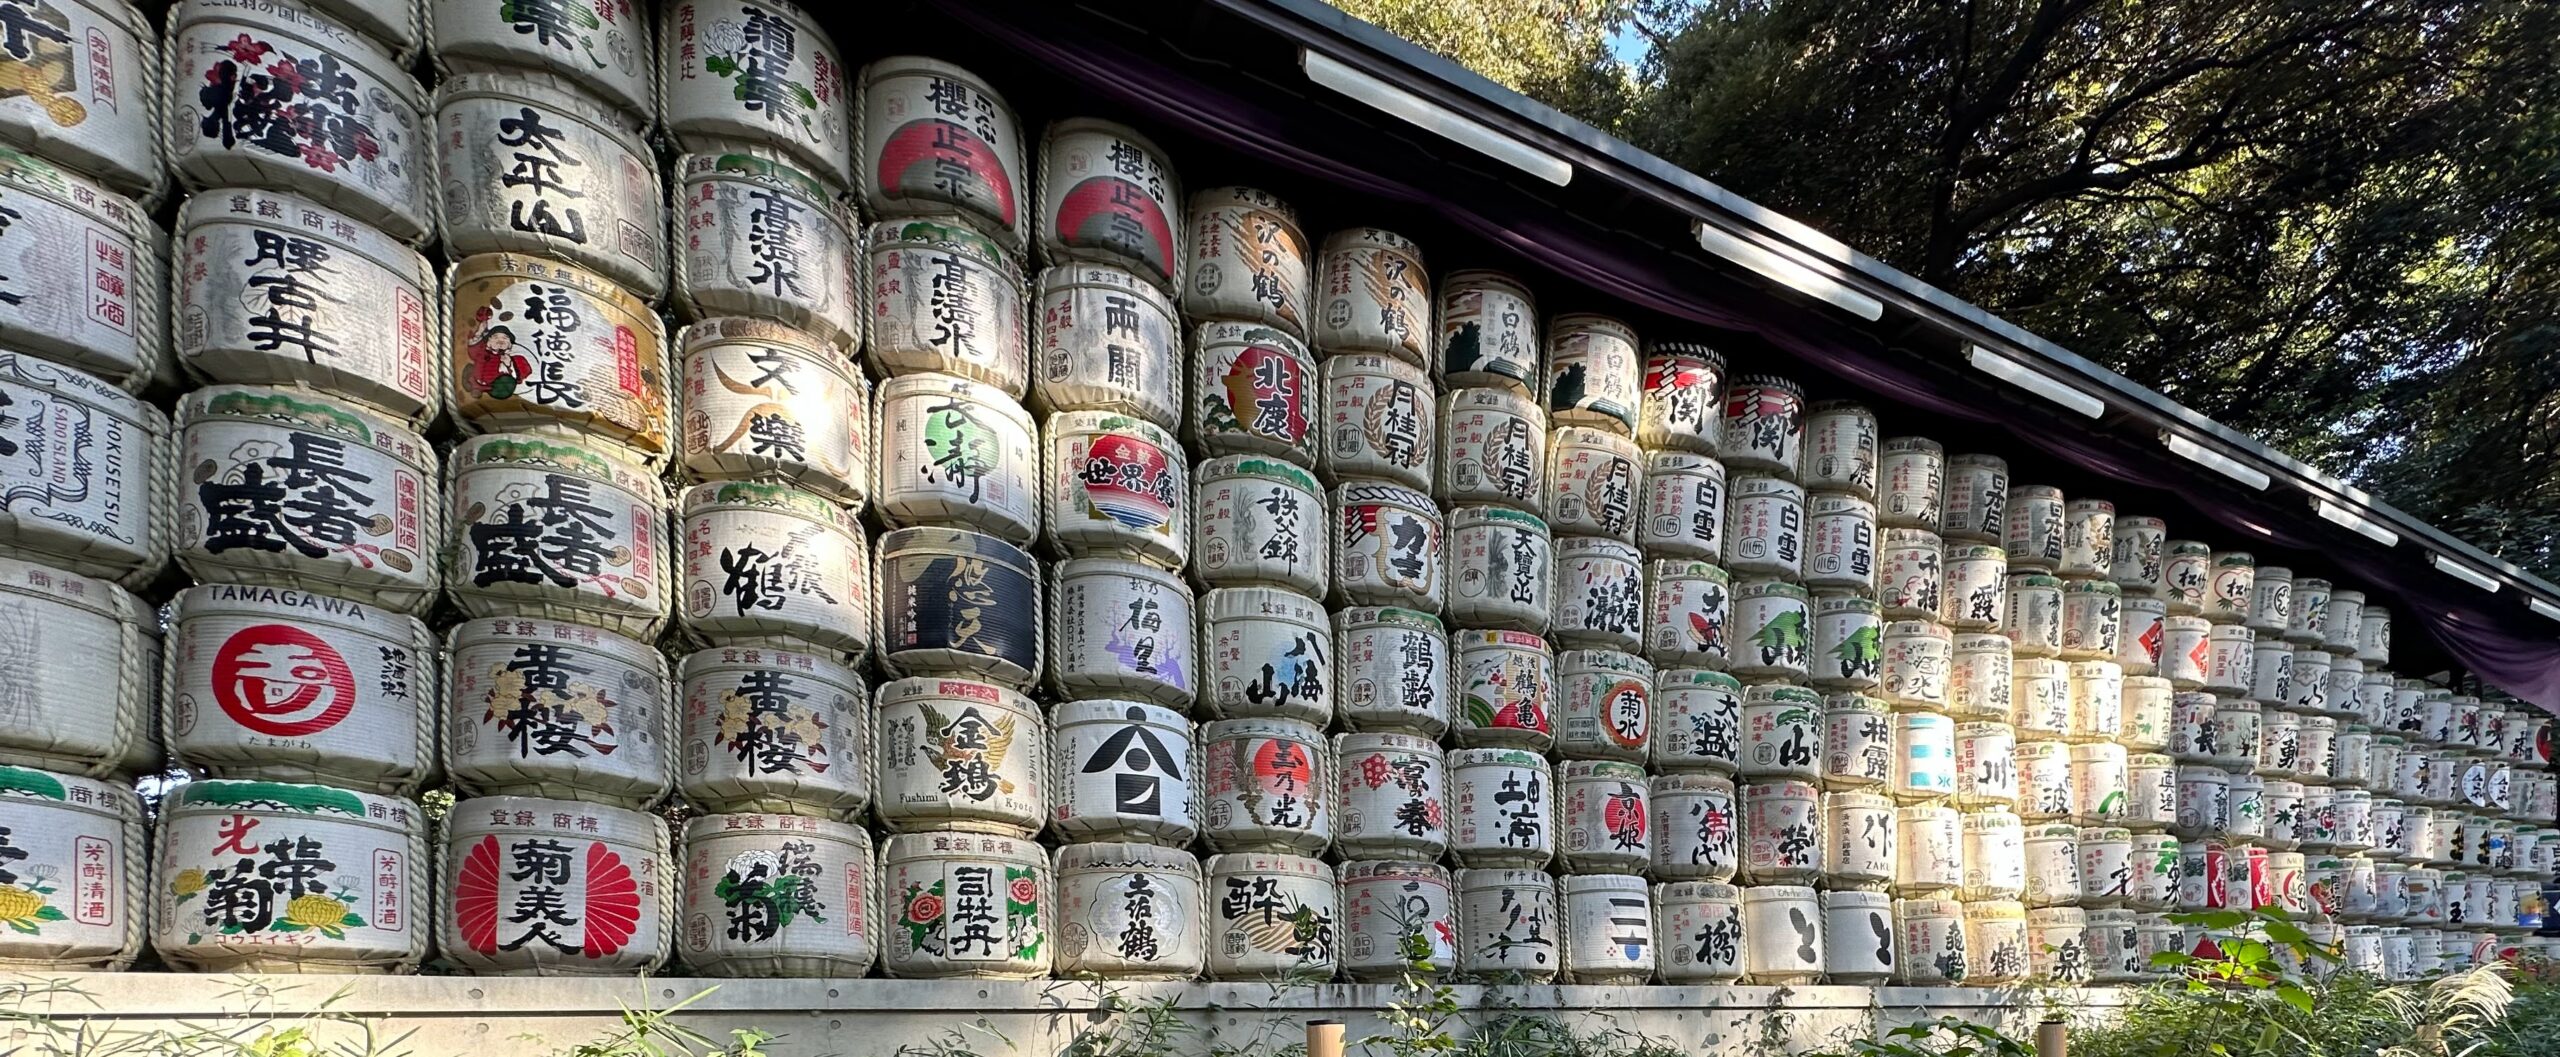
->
[[442, 795, 670, 976]]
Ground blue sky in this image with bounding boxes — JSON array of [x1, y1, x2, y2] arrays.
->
[[1607, 22, 1652, 67]]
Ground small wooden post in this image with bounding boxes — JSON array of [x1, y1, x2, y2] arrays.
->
[[2037, 1019, 2067, 1057], [1309, 1019, 1346, 1057]]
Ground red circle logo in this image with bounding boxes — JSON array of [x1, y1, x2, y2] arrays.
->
[[212, 624, 357, 737]]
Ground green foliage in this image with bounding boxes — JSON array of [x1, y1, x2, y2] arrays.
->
[[1323, 0, 1650, 130], [2476, 957, 2560, 1057], [550, 989, 773, 1057], [1805, 1018, 2034, 1057]]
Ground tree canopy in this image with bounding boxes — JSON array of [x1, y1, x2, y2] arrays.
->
[[1332, 0, 2560, 580]]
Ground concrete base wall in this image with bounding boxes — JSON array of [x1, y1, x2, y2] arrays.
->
[[0, 975, 2136, 1057]]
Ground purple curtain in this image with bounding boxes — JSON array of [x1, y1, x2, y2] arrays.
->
[[941, 3, 2560, 713]]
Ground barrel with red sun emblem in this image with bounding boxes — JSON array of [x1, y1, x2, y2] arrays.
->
[[859, 57, 1025, 246], [677, 646, 871, 819], [1040, 119, 1181, 294], [1204, 850, 1337, 981], [168, 585, 435, 795], [677, 316, 871, 507], [1339, 859, 1456, 981], [1052, 840, 1203, 979], [155, 779, 426, 972], [1452, 629, 1554, 752], [678, 813, 878, 978], [442, 795, 669, 976], [672, 153, 863, 350], [1192, 321, 1320, 466], [0, 764, 142, 970], [443, 616, 675, 808], [1185, 187, 1312, 340], [448, 254, 672, 458], [0, 555, 154, 777], [881, 829, 1052, 978], [176, 386, 442, 613], [447, 432, 673, 639], [1198, 716, 1331, 856], [1045, 411, 1188, 569], [1559, 760, 1652, 875]]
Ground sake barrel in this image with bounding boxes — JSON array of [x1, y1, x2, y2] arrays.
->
[[2129, 831, 2178, 909], [170, 0, 430, 239], [1821, 694, 1893, 790], [1741, 778, 1821, 884], [2291, 648, 2336, 715], [2282, 576, 2331, 645], [1823, 790, 1896, 889], [1453, 629, 1553, 750], [1448, 748, 1553, 869], [2069, 660, 2125, 743], [874, 527, 1042, 688], [2109, 515, 2166, 595], [1032, 264, 1183, 429], [2324, 589, 2367, 653], [1438, 386, 1545, 515], [1335, 607, 1451, 736], [432, 0, 647, 112], [1893, 896, 1968, 984], [2204, 624, 2255, 696], [1050, 699, 1196, 847], [1637, 342, 1724, 454], [678, 813, 877, 978], [0, 556, 151, 775], [448, 254, 671, 456], [1198, 717, 1330, 856], [1545, 314, 1640, 436], [157, 779, 425, 973], [864, 218, 1029, 396], [1044, 411, 1187, 568], [1877, 527, 1941, 619], [1731, 579, 1811, 682], [1203, 851, 1338, 980], [2027, 906, 2091, 982], [2202, 551, 2255, 624], [1340, 859, 1457, 981], [2072, 744, 2129, 826], [1877, 437, 1944, 532], [1652, 668, 1743, 774], [879, 829, 1052, 978], [677, 481, 869, 652], [1893, 711, 1959, 803], [1332, 481, 1443, 612], [2004, 573, 2064, 658], [1198, 587, 1331, 724], [1551, 536, 1643, 653], [2002, 485, 2066, 571], [1314, 228, 1426, 364], [1447, 507, 1552, 634], [874, 372, 1040, 543], [1740, 884, 1822, 983], [0, 353, 167, 584], [435, 74, 664, 297], [176, 188, 437, 422], [1051, 558, 1196, 707], [1954, 722, 2019, 808], [1808, 593, 1881, 693], [1806, 493, 1878, 595], [2259, 708, 2303, 778], [1456, 867, 1559, 980], [677, 317, 870, 506], [1719, 376, 1804, 480], [1950, 633, 2013, 719], [1637, 450, 1725, 561], [1723, 474, 1804, 581], [658, 0, 849, 178], [1656, 880, 1744, 983], [0, 0, 154, 201], [2247, 566, 2294, 636], [2161, 616, 2211, 689], [2162, 540, 2211, 615], [1650, 773, 1738, 882], [447, 433, 670, 637], [2210, 696, 2262, 771], [1052, 841, 1204, 980], [1958, 808, 2025, 900], [178, 386, 440, 609], [2059, 581, 2122, 663], [168, 585, 434, 794], [0, 765, 138, 973], [874, 677, 1045, 836], [2173, 766, 2230, 839], [1802, 401, 1878, 500], [1881, 620, 1953, 712], [1333, 732, 1447, 861], [1823, 890, 1896, 982], [1183, 186, 1309, 338], [1941, 454, 2009, 544], [1649, 560, 1736, 672], [1559, 761, 1651, 874], [443, 616, 673, 807], [1555, 650, 1652, 764], [2060, 499, 2114, 581], [2319, 720, 2356, 785], [1739, 684, 1823, 781], [858, 56, 1026, 246], [1961, 901, 2030, 985], [2013, 657, 2071, 739], [2115, 595, 2168, 676], [1190, 455, 1325, 596], [2123, 676, 2173, 751], [678, 647, 869, 819], [2358, 607, 2393, 665], [2018, 741, 2073, 820], [1321, 353, 1433, 490], [1545, 426, 1641, 545], [676, 152, 866, 348], [1436, 270, 1537, 393]]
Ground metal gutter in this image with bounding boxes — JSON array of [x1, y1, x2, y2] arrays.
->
[[1209, 0, 2560, 611]]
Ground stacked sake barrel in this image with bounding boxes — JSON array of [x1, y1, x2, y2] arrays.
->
[[0, 0, 172, 976], [145, 0, 440, 975], [411, 0, 679, 976]]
